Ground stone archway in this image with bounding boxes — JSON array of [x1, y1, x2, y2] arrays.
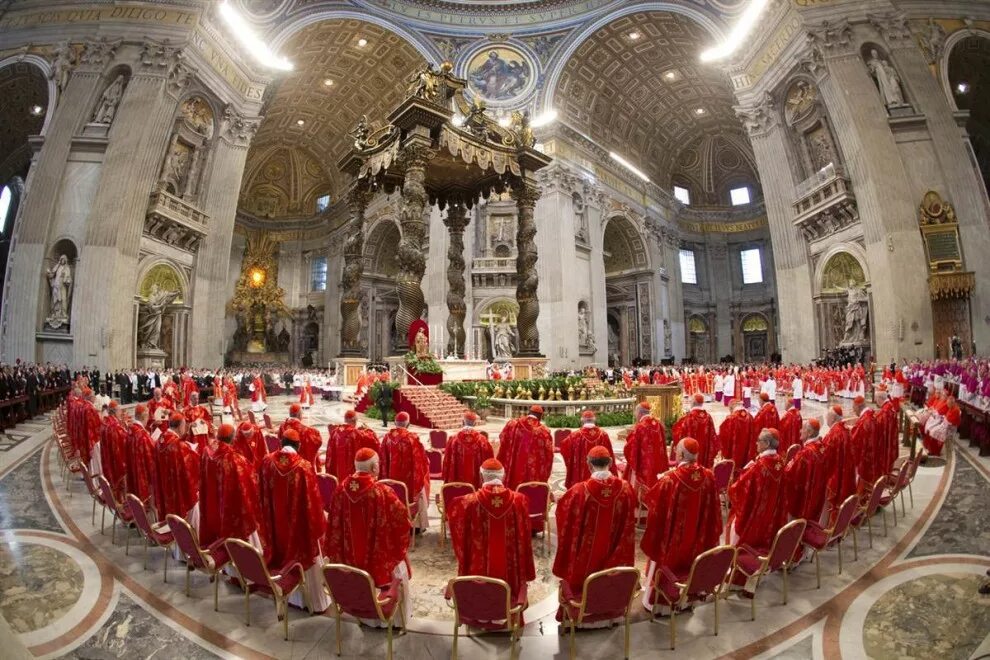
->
[[688, 315, 712, 364], [603, 214, 652, 365], [474, 297, 519, 362], [135, 261, 188, 369], [740, 313, 770, 363], [945, 33, 990, 197], [363, 219, 401, 360], [814, 249, 870, 356]]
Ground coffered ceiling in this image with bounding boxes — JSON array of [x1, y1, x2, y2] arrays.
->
[[0, 62, 47, 184]]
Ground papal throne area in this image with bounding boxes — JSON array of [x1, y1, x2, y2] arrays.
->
[[1, 1, 989, 659]]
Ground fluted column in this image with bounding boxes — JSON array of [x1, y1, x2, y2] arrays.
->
[[513, 181, 542, 356], [394, 142, 434, 343], [339, 184, 371, 356], [443, 202, 468, 358]]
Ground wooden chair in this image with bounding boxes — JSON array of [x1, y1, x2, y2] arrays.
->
[[225, 538, 309, 641], [881, 460, 911, 521], [800, 494, 860, 587], [125, 494, 173, 578], [445, 576, 526, 659], [712, 459, 734, 514], [79, 463, 103, 526], [558, 567, 641, 659], [553, 428, 571, 453], [316, 473, 338, 514], [166, 514, 230, 610], [426, 448, 443, 481], [732, 519, 807, 620], [429, 429, 448, 451], [96, 474, 134, 547], [380, 479, 418, 549], [437, 482, 475, 548], [785, 443, 800, 464], [649, 545, 737, 649], [323, 564, 404, 660], [516, 481, 552, 552], [852, 476, 888, 548]]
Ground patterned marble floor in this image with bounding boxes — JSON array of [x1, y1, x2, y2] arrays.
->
[[0, 395, 988, 659]]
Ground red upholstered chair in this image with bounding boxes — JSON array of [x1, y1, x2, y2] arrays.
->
[[559, 567, 641, 659], [323, 564, 404, 660], [264, 433, 280, 453], [904, 450, 924, 509], [800, 494, 860, 587], [225, 538, 308, 640], [316, 473, 338, 514], [553, 428, 570, 453], [852, 476, 888, 548], [649, 545, 737, 649], [426, 448, 443, 481], [429, 429, 448, 451], [445, 577, 526, 659], [263, 413, 274, 430], [79, 463, 103, 526], [166, 514, 230, 610], [732, 519, 807, 620], [125, 494, 173, 578], [380, 479, 418, 549], [516, 481, 552, 551], [712, 459, 734, 514], [882, 460, 911, 522], [785, 444, 800, 464], [96, 474, 134, 547], [437, 482, 475, 548], [248, 410, 257, 426]]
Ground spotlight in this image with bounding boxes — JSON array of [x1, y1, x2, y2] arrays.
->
[[357, 38, 368, 47], [694, 107, 707, 116], [324, 79, 334, 87], [297, 119, 305, 126], [956, 82, 970, 94], [628, 31, 641, 40], [30, 105, 44, 116]]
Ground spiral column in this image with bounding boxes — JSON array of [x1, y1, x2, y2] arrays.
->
[[513, 182, 542, 356], [339, 185, 371, 355], [444, 203, 468, 358], [395, 142, 435, 344]]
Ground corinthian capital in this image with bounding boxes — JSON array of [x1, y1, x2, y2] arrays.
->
[[807, 19, 854, 56], [79, 37, 121, 68], [734, 92, 776, 137], [221, 105, 261, 146], [867, 12, 912, 45]]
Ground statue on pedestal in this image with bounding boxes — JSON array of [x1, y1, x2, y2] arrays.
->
[[414, 327, 430, 358], [92, 74, 125, 125], [137, 284, 180, 350], [866, 49, 907, 110], [840, 282, 870, 346], [45, 254, 73, 330], [492, 316, 516, 359], [577, 303, 596, 352]]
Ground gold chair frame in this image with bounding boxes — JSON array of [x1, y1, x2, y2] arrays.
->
[[651, 545, 737, 649], [225, 538, 310, 641], [731, 520, 806, 621], [558, 566, 641, 660], [445, 575, 526, 659], [322, 563, 404, 660]]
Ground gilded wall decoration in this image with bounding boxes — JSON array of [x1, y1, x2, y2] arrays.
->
[[180, 96, 214, 137], [227, 232, 290, 353], [821, 251, 866, 293], [139, 263, 185, 303]]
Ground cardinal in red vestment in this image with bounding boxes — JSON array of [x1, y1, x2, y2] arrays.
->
[[183, 392, 214, 450], [448, 458, 535, 603], [279, 404, 323, 469], [99, 401, 129, 501], [672, 394, 718, 468], [233, 420, 267, 468], [622, 402, 669, 493], [76, 389, 102, 471], [727, 428, 787, 550], [299, 378, 315, 408], [259, 432, 330, 612], [154, 413, 201, 528], [822, 405, 856, 522], [443, 412, 495, 488], [180, 372, 198, 408], [125, 405, 158, 504], [223, 377, 241, 420], [497, 405, 554, 489], [874, 390, 900, 477], [147, 388, 175, 434], [198, 424, 264, 548], [784, 419, 829, 525], [850, 396, 880, 497], [719, 402, 755, 476], [778, 406, 803, 459], [326, 410, 380, 482], [380, 412, 430, 530], [640, 438, 723, 612], [553, 446, 638, 618], [752, 392, 781, 439], [560, 410, 617, 488], [250, 373, 267, 412]]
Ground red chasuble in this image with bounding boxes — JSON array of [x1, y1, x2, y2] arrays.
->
[[154, 431, 200, 520], [777, 408, 803, 458], [442, 428, 495, 488], [125, 421, 157, 503], [99, 415, 129, 500], [449, 484, 535, 599], [496, 416, 554, 489], [326, 425, 380, 483], [233, 423, 267, 468], [279, 418, 323, 469], [553, 475, 638, 592], [183, 404, 214, 448], [752, 403, 781, 438], [380, 427, 429, 499], [784, 440, 829, 522], [852, 409, 879, 494], [79, 402, 101, 466], [622, 415, 669, 491], [323, 473, 411, 586], [823, 422, 856, 512], [876, 401, 899, 478], [560, 426, 617, 489], [147, 396, 175, 434], [640, 463, 723, 575], [198, 443, 264, 547], [181, 377, 198, 407], [259, 450, 325, 569], [728, 452, 787, 549], [672, 409, 719, 468], [719, 407, 755, 474]]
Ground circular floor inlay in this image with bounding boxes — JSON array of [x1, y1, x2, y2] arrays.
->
[[0, 541, 84, 633], [863, 573, 990, 660]]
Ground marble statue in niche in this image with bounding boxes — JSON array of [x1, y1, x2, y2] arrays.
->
[[807, 127, 836, 171], [137, 284, 180, 350], [44, 254, 73, 330], [49, 41, 73, 97], [573, 192, 588, 242], [577, 301, 596, 351], [866, 49, 907, 110], [91, 75, 125, 125], [491, 316, 516, 359], [841, 282, 870, 346], [664, 319, 672, 355]]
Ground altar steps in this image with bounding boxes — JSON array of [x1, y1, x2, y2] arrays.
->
[[396, 386, 468, 430]]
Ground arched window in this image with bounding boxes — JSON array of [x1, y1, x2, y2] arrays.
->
[[0, 185, 12, 235]]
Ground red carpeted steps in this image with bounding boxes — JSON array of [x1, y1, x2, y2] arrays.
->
[[395, 386, 468, 430]]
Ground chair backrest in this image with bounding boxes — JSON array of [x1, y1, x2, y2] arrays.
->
[[516, 482, 550, 517], [125, 494, 154, 537], [766, 519, 807, 571], [263, 413, 273, 430], [579, 567, 640, 620], [166, 514, 207, 568], [441, 482, 476, 512], [426, 448, 443, 474], [450, 577, 510, 624], [907, 451, 923, 480], [225, 538, 271, 587], [265, 433, 280, 453], [316, 474, 337, 512], [553, 428, 571, 450], [830, 494, 860, 542], [894, 460, 911, 491], [682, 545, 736, 601], [323, 564, 386, 621], [429, 429, 448, 450], [380, 478, 410, 507], [96, 474, 117, 509], [785, 444, 800, 464], [862, 476, 887, 517], [80, 463, 101, 499], [712, 460, 734, 491]]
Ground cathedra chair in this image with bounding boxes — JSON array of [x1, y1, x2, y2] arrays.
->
[[125, 494, 173, 579], [649, 545, 737, 649], [316, 473, 338, 514], [380, 479, 419, 549], [96, 475, 134, 547], [800, 494, 860, 587], [516, 481, 553, 552], [225, 538, 309, 641], [732, 519, 807, 621], [437, 482, 475, 548], [445, 576, 526, 659], [559, 566, 641, 659], [166, 514, 230, 611], [322, 563, 404, 660]]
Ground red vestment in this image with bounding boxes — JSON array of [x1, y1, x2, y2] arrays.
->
[[852, 409, 879, 494], [560, 426, 617, 489], [125, 421, 157, 504], [442, 428, 495, 488], [671, 409, 718, 468], [622, 415, 669, 491], [147, 396, 175, 433], [259, 449, 325, 569], [752, 403, 780, 438], [496, 415, 554, 489], [99, 416, 129, 500], [223, 380, 239, 410], [719, 407, 755, 474], [380, 427, 429, 499], [251, 377, 267, 404], [299, 383, 314, 406], [326, 425, 380, 482], [198, 443, 264, 547], [181, 377, 198, 407], [553, 475, 637, 592], [784, 440, 828, 522], [233, 423, 267, 467], [77, 402, 101, 466], [876, 401, 899, 477], [279, 418, 323, 469], [640, 463, 722, 575], [323, 473, 410, 586], [449, 484, 535, 599], [823, 422, 857, 511], [154, 431, 200, 520], [184, 404, 214, 449], [778, 408, 803, 458], [728, 452, 787, 549]]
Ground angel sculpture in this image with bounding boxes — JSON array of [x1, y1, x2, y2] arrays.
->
[[510, 110, 535, 147], [350, 114, 370, 150]]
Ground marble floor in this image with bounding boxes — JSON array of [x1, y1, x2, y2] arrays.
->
[[1, 395, 988, 659]]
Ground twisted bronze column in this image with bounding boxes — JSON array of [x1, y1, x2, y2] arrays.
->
[[444, 203, 468, 358], [395, 143, 435, 344], [513, 182, 542, 356], [339, 185, 371, 355]]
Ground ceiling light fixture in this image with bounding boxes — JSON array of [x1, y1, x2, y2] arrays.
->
[[664, 70, 678, 81], [296, 119, 305, 126], [956, 81, 970, 94], [218, 1, 293, 71], [628, 31, 641, 40], [357, 38, 368, 47], [324, 79, 334, 87], [609, 151, 651, 183], [29, 104, 44, 116], [530, 109, 558, 128], [699, 0, 769, 62], [694, 107, 707, 115]]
